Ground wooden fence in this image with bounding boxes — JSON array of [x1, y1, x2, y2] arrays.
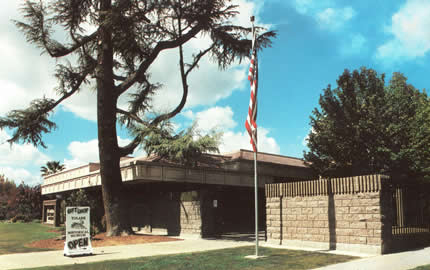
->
[[265, 174, 389, 198]]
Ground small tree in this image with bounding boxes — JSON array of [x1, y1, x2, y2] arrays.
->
[[0, 0, 275, 235]]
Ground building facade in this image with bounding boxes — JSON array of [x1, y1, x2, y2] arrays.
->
[[41, 149, 313, 236]]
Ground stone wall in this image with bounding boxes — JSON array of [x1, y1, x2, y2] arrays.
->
[[266, 175, 391, 254], [180, 200, 202, 235]]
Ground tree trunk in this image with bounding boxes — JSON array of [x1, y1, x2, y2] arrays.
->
[[96, 0, 133, 236]]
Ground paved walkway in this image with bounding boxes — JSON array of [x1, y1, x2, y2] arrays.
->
[[312, 246, 430, 270], [0, 238, 252, 270], [1, 238, 430, 270]]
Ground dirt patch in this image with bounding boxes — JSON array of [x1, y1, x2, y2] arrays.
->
[[26, 233, 182, 250]]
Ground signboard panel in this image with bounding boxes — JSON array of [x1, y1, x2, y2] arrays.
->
[[64, 206, 93, 256]]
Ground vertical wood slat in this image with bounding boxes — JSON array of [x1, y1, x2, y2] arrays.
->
[[265, 174, 387, 198]]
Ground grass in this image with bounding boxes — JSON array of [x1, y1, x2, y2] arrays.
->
[[15, 246, 356, 270], [410, 265, 430, 270], [0, 221, 61, 254]]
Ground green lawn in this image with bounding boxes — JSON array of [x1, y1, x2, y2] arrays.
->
[[410, 265, 430, 270], [16, 246, 356, 270], [0, 221, 61, 254]]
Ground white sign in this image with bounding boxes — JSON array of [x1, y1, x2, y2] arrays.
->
[[64, 207, 93, 256]]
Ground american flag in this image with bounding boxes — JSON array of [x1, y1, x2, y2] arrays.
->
[[245, 33, 258, 152]]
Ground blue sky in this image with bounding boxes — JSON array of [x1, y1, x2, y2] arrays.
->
[[1, 0, 430, 185]]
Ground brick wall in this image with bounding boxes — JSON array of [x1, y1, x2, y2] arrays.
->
[[266, 175, 391, 254]]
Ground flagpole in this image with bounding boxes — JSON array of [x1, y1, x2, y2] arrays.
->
[[250, 15, 259, 258]]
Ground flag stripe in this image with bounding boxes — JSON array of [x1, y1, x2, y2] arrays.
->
[[245, 31, 258, 152]]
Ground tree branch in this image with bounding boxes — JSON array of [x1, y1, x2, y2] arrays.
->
[[117, 23, 204, 96], [116, 108, 148, 126], [0, 67, 92, 147], [118, 136, 141, 157], [185, 44, 215, 77]]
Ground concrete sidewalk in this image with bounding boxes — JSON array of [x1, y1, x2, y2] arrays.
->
[[0, 238, 252, 270], [313, 246, 430, 270]]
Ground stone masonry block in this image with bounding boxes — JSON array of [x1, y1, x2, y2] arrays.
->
[[272, 233, 281, 239], [317, 200, 329, 207], [367, 237, 382, 245], [334, 194, 352, 200], [301, 208, 313, 215], [349, 221, 366, 229], [287, 227, 297, 234], [337, 235, 349, 243], [313, 221, 326, 228], [366, 206, 380, 214], [357, 214, 374, 222], [318, 214, 329, 221], [296, 201, 307, 207], [297, 214, 308, 221], [308, 228, 320, 234], [271, 208, 280, 215], [337, 207, 350, 214], [367, 222, 382, 230], [319, 228, 330, 235], [336, 221, 350, 228], [272, 215, 281, 221], [312, 208, 324, 214], [307, 214, 318, 221], [267, 227, 278, 234], [287, 214, 297, 221], [371, 214, 382, 222], [357, 193, 380, 200], [304, 234, 313, 241], [336, 228, 353, 236], [290, 208, 302, 215], [350, 206, 366, 214], [283, 220, 293, 227], [350, 236, 367, 245], [353, 228, 370, 237], [272, 221, 281, 227], [307, 201, 319, 207], [311, 234, 325, 242], [342, 200, 353, 207], [297, 227, 308, 234]]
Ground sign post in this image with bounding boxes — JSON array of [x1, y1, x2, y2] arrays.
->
[[64, 206, 93, 256]]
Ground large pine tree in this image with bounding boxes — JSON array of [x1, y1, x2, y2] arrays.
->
[[0, 0, 275, 235]]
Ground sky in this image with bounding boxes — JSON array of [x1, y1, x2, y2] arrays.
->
[[1, 0, 430, 186]]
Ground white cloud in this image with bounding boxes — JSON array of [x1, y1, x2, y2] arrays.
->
[[63, 136, 143, 169], [340, 33, 367, 55], [182, 110, 195, 119], [316, 7, 356, 31], [0, 167, 42, 186], [376, 0, 430, 62], [188, 106, 280, 154], [61, 87, 97, 121], [220, 128, 281, 154], [194, 106, 237, 132], [0, 130, 50, 166], [292, 1, 355, 31]]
